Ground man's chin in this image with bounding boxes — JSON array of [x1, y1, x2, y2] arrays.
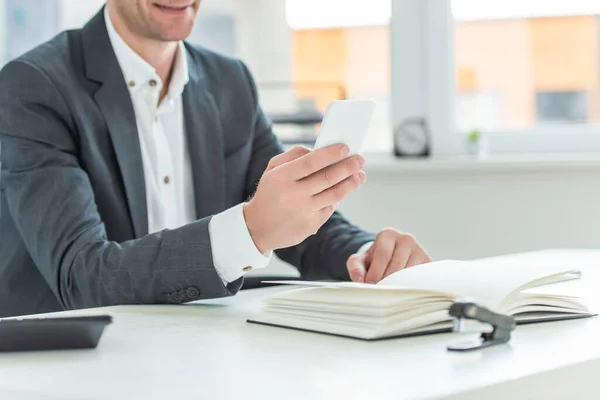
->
[[152, 26, 195, 42]]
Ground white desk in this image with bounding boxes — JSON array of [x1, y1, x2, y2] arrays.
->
[[2, 249, 600, 400]]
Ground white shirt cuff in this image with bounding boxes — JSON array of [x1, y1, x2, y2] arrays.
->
[[209, 203, 272, 284], [358, 241, 374, 255]]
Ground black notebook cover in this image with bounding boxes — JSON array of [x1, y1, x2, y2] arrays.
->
[[247, 313, 596, 341]]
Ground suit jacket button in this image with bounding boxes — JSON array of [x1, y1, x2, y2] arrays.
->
[[186, 287, 200, 299], [172, 292, 183, 303]]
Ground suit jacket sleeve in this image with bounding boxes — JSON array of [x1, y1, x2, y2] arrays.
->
[[239, 62, 376, 281], [0, 60, 243, 311]]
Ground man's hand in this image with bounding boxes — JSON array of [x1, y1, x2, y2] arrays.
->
[[244, 145, 366, 254], [347, 229, 432, 283]]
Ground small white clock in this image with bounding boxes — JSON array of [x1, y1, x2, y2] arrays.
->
[[393, 118, 430, 157]]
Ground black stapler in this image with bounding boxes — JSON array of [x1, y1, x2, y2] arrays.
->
[[447, 299, 516, 352]]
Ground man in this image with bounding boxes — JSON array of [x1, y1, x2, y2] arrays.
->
[[0, 0, 431, 318]]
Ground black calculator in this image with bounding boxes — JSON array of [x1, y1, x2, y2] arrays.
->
[[0, 315, 113, 352]]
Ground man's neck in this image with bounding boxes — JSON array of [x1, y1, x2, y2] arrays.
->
[[108, 6, 177, 101]]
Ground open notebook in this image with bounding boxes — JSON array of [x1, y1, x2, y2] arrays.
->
[[247, 260, 594, 340]]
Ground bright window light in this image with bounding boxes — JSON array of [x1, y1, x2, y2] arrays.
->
[[453, 0, 600, 21], [286, 0, 391, 30]]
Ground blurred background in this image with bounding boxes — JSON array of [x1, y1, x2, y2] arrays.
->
[[1, 0, 599, 276]]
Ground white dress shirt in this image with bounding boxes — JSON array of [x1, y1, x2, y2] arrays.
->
[[105, 9, 270, 284]]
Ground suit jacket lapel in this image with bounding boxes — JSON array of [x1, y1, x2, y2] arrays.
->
[[183, 50, 226, 219], [81, 9, 148, 237]]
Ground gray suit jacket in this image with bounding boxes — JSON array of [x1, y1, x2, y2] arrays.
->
[[0, 10, 375, 318]]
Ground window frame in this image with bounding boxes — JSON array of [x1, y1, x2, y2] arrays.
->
[[391, 0, 600, 155]]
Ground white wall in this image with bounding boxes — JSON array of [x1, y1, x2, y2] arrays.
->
[[257, 156, 600, 277], [60, 0, 104, 30], [0, 0, 5, 62], [233, 0, 296, 126], [234, 0, 292, 84], [346, 162, 600, 260]]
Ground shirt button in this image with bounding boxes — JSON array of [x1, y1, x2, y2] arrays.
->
[[163, 176, 171, 184], [128, 81, 136, 88], [243, 266, 253, 272], [149, 79, 158, 87]]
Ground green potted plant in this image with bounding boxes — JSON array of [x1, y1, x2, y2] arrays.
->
[[466, 128, 488, 156]]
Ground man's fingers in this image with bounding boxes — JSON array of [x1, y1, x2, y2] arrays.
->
[[347, 253, 368, 283], [312, 171, 366, 209], [364, 236, 395, 284], [267, 146, 311, 171], [283, 144, 349, 180], [301, 155, 365, 195], [405, 251, 433, 269], [382, 245, 412, 279]]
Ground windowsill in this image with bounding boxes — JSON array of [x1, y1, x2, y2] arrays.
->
[[362, 152, 600, 174]]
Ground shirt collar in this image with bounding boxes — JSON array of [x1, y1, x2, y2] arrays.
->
[[104, 7, 189, 97]]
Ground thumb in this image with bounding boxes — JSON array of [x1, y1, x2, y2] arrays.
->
[[347, 253, 368, 283]]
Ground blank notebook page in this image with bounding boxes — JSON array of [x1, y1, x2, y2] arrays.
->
[[378, 260, 577, 310]]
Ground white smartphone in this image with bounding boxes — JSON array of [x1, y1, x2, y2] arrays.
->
[[314, 100, 376, 156]]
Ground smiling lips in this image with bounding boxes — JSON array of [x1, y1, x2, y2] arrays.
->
[[153, 2, 193, 14]]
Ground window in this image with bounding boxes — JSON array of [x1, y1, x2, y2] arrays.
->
[[287, 20, 392, 151], [393, 0, 600, 154], [261, 0, 392, 151], [455, 6, 600, 131]]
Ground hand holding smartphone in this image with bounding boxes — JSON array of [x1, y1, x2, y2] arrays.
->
[[244, 100, 375, 254]]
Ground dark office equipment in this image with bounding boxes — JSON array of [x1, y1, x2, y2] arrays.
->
[[447, 299, 516, 352], [0, 315, 113, 352]]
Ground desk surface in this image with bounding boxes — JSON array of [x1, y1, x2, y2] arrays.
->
[[2, 249, 600, 400]]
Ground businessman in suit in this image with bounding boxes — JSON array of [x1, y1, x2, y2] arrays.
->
[[0, 0, 431, 317]]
